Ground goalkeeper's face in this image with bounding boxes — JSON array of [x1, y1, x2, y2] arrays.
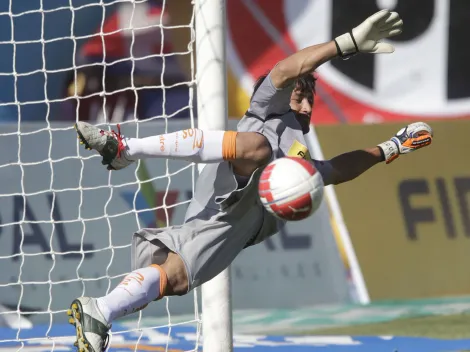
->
[[290, 88, 312, 133]]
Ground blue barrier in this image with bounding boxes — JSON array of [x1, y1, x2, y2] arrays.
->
[[1, 324, 470, 351]]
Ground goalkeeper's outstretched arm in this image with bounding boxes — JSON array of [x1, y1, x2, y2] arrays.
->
[[270, 41, 338, 89], [270, 9, 403, 89], [315, 122, 433, 186]]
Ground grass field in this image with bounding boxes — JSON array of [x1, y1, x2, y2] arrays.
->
[[299, 313, 470, 340]]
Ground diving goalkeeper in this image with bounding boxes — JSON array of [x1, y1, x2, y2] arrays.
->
[[67, 10, 432, 352]]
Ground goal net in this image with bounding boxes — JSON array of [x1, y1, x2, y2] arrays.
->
[[0, 0, 216, 350]]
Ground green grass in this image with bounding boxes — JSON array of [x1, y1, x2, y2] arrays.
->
[[295, 313, 470, 339]]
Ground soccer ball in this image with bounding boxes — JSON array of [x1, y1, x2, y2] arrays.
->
[[258, 157, 324, 221]]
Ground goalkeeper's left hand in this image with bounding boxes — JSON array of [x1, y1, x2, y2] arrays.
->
[[377, 122, 433, 164], [334, 9, 403, 58]]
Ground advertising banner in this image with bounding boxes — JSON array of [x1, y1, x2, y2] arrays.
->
[[226, 0, 470, 123], [316, 120, 470, 299], [0, 121, 350, 324]]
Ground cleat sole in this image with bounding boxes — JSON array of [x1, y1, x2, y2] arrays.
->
[[74, 124, 92, 151], [69, 300, 91, 352]]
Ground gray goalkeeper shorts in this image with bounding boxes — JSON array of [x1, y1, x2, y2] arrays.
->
[[131, 162, 279, 292]]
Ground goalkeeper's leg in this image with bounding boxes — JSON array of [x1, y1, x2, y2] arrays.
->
[[75, 121, 271, 172], [67, 251, 187, 352]]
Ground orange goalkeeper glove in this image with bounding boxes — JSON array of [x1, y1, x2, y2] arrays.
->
[[377, 122, 433, 164]]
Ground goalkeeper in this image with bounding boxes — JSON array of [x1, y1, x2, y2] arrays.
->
[[68, 10, 432, 352]]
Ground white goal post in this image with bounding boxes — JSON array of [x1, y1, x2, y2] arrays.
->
[[195, 0, 234, 351]]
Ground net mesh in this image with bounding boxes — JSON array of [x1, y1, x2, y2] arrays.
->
[[0, 0, 201, 350]]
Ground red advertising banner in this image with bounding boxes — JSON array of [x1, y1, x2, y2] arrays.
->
[[226, 0, 470, 124]]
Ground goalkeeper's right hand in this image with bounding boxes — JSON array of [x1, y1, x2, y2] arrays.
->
[[334, 9, 403, 59], [377, 122, 433, 164]]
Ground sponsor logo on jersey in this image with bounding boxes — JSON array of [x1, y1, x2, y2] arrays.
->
[[287, 140, 311, 160]]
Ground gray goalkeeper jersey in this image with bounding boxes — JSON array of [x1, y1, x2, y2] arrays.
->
[[133, 73, 316, 290], [188, 73, 312, 246]]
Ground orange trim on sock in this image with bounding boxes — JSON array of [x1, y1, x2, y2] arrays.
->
[[150, 264, 168, 300], [222, 131, 238, 160]]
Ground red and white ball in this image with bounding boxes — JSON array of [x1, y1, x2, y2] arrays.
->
[[258, 157, 324, 221]]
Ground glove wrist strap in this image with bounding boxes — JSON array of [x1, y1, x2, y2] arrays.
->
[[334, 31, 359, 60], [377, 140, 399, 163]]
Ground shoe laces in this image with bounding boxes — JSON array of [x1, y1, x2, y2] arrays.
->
[[100, 124, 126, 158]]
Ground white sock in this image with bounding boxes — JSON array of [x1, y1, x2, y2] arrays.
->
[[124, 129, 230, 163], [96, 265, 166, 323]]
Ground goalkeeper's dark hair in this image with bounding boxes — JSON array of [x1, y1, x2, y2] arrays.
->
[[251, 71, 317, 104]]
